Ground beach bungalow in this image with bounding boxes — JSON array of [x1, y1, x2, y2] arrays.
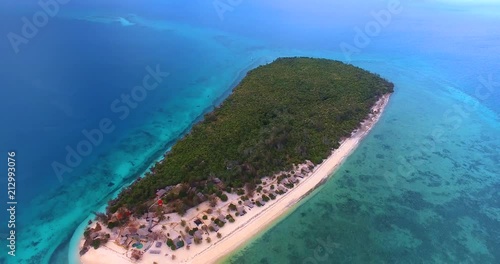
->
[[184, 235, 193, 245], [111, 227, 119, 234], [213, 177, 224, 188], [278, 185, 288, 192], [148, 232, 160, 241], [289, 176, 298, 183], [217, 214, 227, 223], [126, 227, 138, 240], [296, 173, 305, 178], [280, 178, 290, 185], [244, 200, 254, 208], [194, 230, 203, 240], [196, 192, 206, 202], [121, 228, 131, 237], [156, 189, 167, 197], [193, 218, 203, 226], [164, 185, 174, 192], [137, 228, 150, 240], [209, 222, 220, 232], [118, 236, 128, 245], [173, 237, 184, 249], [256, 197, 266, 206], [237, 206, 246, 216]]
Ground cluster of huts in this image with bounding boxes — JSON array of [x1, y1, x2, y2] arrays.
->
[[109, 164, 314, 258]]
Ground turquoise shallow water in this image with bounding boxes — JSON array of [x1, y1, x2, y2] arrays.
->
[[225, 61, 500, 263], [0, 1, 499, 263]]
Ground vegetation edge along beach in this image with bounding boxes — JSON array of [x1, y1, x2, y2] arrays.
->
[[78, 57, 394, 263]]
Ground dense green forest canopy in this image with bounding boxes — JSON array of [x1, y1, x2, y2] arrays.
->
[[110, 57, 393, 213]]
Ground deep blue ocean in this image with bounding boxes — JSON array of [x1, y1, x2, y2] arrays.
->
[[0, 1, 499, 263]]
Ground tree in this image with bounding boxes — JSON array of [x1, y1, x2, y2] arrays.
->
[[245, 182, 256, 197], [209, 195, 218, 207], [83, 228, 91, 239], [175, 202, 187, 216], [166, 239, 174, 247], [93, 212, 109, 225], [91, 239, 101, 249], [156, 207, 164, 219], [107, 58, 394, 216], [159, 214, 166, 222]]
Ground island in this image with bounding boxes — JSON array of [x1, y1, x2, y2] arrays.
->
[[78, 57, 394, 264]]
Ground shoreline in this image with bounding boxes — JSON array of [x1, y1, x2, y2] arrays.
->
[[79, 93, 391, 264], [193, 93, 392, 264], [68, 57, 268, 263]]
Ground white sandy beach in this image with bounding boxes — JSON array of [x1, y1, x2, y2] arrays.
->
[[80, 94, 391, 264]]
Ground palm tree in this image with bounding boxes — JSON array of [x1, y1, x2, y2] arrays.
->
[[209, 195, 217, 207], [158, 214, 166, 222], [93, 212, 109, 225]]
